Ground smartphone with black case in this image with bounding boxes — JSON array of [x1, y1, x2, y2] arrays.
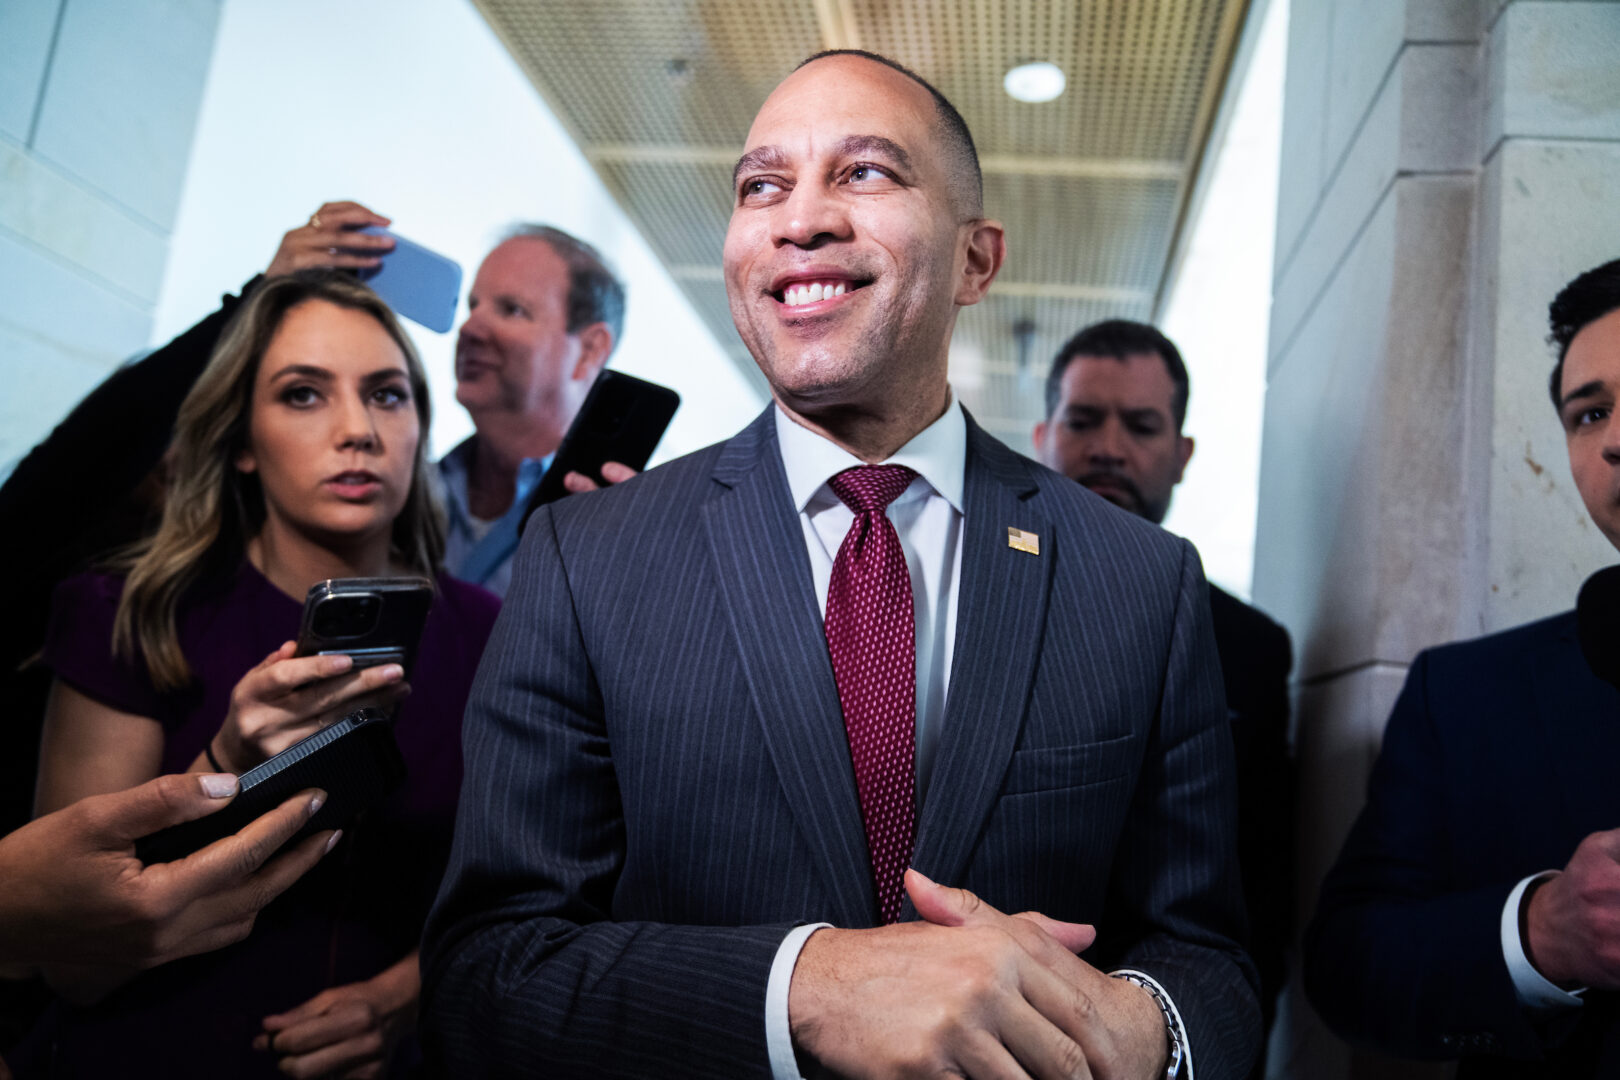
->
[[134, 707, 406, 865], [349, 226, 462, 333], [295, 577, 433, 677], [521, 370, 680, 526]]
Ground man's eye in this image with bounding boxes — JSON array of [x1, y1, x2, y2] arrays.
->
[[847, 164, 891, 183], [1579, 406, 1611, 426], [740, 177, 783, 201]]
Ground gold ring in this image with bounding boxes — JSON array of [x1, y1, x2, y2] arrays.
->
[[309, 212, 322, 229]]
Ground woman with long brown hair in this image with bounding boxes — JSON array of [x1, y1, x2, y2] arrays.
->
[[22, 272, 500, 1078]]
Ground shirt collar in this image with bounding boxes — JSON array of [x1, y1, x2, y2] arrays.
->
[[773, 393, 967, 515], [439, 436, 553, 524]]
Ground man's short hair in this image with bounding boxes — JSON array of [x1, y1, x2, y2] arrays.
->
[[795, 49, 983, 217], [1549, 258, 1620, 409], [1045, 319, 1191, 429], [502, 224, 626, 354]]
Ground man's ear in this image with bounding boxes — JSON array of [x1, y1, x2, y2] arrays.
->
[[954, 219, 1006, 307], [571, 323, 614, 382], [1032, 419, 1048, 450], [1174, 434, 1195, 482]]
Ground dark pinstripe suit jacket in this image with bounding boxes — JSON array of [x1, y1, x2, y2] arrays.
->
[[421, 407, 1259, 1078]]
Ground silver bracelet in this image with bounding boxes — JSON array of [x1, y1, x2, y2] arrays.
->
[[1110, 971, 1185, 1079]]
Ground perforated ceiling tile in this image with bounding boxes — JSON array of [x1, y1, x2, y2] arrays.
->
[[986, 172, 1181, 290], [477, 0, 816, 146], [595, 159, 736, 267], [472, 0, 1251, 419], [953, 291, 1155, 437]]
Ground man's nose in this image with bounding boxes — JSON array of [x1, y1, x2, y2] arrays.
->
[[775, 181, 852, 249], [1603, 428, 1620, 466], [1086, 420, 1127, 465], [458, 306, 490, 346]]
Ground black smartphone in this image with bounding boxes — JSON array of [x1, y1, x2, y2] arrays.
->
[[134, 708, 407, 865], [295, 577, 433, 676], [520, 370, 680, 527]]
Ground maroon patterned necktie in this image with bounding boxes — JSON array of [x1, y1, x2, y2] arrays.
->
[[824, 464, 918, 924]]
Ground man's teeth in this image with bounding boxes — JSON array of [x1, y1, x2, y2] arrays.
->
[[783, 281, 848, 307]]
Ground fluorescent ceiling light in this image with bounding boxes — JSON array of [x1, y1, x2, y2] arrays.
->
[[1003, 61, 1066, 103]]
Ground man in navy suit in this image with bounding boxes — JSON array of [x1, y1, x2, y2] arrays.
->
[[1305, 258, 1620, 1077], [423, 49, 1257, 1079]]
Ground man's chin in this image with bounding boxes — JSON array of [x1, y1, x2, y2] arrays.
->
[[1082, 484, 1140, 514]]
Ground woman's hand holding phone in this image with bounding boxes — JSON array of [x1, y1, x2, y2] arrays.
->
[[206, 642, 408, 774]]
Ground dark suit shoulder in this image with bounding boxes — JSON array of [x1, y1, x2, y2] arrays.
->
[[1208, 585, 1286, 643], [1208, 585, 1291, 674], [1413, 610, 1575, 689]]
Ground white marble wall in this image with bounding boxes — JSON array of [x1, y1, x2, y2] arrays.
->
[[0, 0, 221, 470], [1259, 1, 1620, 1077]]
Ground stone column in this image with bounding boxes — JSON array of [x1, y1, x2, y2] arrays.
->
[[1257, 2, 1620, 1077], [0, 0, 221, 467]]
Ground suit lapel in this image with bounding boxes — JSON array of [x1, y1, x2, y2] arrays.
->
[[701, 409, 876, 927], [907, 417, 1053, 909]]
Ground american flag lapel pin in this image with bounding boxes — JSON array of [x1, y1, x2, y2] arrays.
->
[[1007, 526, 1039, 555]]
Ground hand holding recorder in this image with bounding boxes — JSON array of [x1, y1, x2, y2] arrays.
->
[[203, 641, 406, 776], [0, 774, 334, 969]]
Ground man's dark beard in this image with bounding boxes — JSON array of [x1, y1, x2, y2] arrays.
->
[[1075, 471, 1170, 525]]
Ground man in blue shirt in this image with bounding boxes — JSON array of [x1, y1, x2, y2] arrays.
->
[[438, 225, 628, 596]]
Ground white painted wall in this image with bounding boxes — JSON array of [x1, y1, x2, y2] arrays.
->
[[1159, 0, 1287, 601], [153, 0, 765, 463], [0, 0, 220, 473]]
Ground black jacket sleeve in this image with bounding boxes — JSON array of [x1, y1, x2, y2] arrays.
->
[[0, 278, 259, 674]]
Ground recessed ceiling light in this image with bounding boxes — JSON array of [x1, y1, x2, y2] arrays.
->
[[1004, 61, 1066, 103]]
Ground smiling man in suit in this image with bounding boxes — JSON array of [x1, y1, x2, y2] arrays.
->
[[422, 50, 1258, 1079]]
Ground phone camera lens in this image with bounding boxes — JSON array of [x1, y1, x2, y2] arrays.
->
[[312, 594, 383, 639]]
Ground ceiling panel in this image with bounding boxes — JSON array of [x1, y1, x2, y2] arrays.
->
[[474, 0, 1249, 446]]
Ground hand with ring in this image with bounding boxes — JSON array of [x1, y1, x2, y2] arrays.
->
[[266, 201, 395, 278]]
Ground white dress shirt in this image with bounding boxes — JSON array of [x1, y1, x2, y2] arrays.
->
[[760, 398, 1193, 1079], [1502, 872, 1586, 1011]]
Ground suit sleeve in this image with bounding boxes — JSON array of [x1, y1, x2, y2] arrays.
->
[[1103, 539, 1262, 1080], [1303, 652, 1547, 1060], [419, 504, 795, 1079]]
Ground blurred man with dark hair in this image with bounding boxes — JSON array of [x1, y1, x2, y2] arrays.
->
[[438, 224, 629, 596], [1034, 318, 1295, 1064], [1306, 258, 1620, 1077]]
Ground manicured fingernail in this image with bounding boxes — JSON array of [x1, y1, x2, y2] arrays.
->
[[324, 829, 343, 854], [325, 654, 353, 673], [201, 773, 239, 798], [308, 790, 327, 816], [381, 664, 404, 681]]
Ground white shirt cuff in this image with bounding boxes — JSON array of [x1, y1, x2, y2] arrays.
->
[[766, 922, 833, 1080], [1501, 872, 1585, 1013], [1111, 968, 1193, 1079]]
